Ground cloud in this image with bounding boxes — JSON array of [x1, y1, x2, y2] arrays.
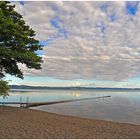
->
[[13, 1, 140, 81]]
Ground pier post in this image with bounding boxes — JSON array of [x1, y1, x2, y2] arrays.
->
[[26, 96, 29, 108], [20, 96, 22, 107]]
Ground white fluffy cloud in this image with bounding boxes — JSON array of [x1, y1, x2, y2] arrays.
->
[[14, 1, 140, 81]]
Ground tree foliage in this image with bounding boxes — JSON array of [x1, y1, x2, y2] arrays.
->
[[0, 1, 43, 96], [0, 80, 9, 98]]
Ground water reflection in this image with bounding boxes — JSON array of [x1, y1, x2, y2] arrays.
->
[[0, 89, 140, 125], [71, 91, 81, 97]]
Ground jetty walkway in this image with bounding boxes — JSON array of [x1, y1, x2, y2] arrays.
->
[[0, 95, 111, 108]]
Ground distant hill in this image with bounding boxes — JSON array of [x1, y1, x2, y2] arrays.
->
[[10, 85, 140, 91]]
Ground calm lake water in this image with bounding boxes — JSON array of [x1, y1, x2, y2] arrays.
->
[[0, 89, 140, 125]]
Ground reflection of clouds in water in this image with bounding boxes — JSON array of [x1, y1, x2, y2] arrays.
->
[[71, 91, 81, 97]]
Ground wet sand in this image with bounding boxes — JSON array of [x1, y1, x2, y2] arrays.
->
[[0, 106, 140, 139]]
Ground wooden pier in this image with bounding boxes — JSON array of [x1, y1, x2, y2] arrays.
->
[[0, 95, 111, 108]]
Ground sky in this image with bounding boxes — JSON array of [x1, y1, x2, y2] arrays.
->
[[5, 1, 140, 88]]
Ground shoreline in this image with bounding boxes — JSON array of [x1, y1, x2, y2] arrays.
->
[[0, 106, 140, 139]]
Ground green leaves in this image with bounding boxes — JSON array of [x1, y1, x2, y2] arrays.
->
[[0, 1, 43, 79], [0, 1, 43, 96], [0, 80, 9, 98]]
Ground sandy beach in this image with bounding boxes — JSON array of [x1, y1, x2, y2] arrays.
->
[[0, 106, 140, 139]]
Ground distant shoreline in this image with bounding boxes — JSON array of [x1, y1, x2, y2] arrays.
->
[[10, 85, 140, 91], [0, 106, 140, 139]]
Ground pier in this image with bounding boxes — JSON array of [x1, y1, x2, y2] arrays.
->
[[0, 95, 111, 108]]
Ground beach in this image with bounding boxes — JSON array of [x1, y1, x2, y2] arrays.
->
[[0, 106, 140, 139]]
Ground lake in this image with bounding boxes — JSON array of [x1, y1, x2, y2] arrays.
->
[[0, 89, 140, 125]]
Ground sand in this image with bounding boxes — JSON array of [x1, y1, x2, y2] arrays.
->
[[0, 106, 140, 139]]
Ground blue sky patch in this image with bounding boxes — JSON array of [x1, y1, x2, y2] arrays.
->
[[19, 1, 24, 6], [39, 41, 49, 46], [50, 16, 62, 29], [109, 13, 117, 22], [96, 22, 106, 33], [126, 2, 139, 15], [35, 50, 45, 56], [50, 16, 68, 38], [100, 4, 108, 13], [45, 15, 69, 44]]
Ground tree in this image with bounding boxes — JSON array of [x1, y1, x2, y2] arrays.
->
[[0, 1, 43, 96]]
